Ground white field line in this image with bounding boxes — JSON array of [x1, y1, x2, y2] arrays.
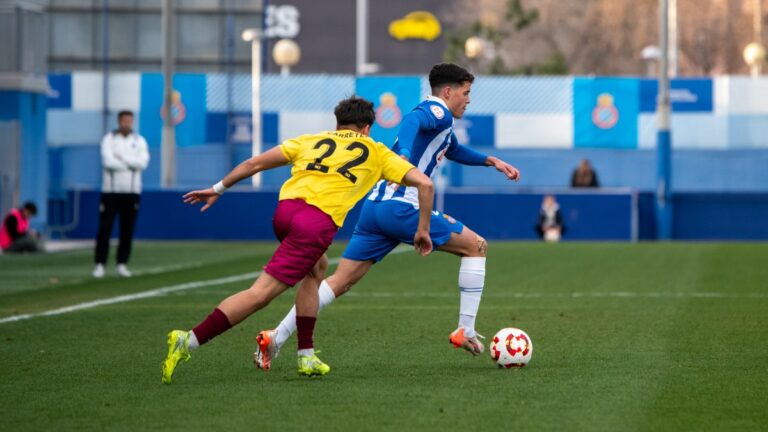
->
[[131, 262, 205, 276], [347, 291, 768, 299], [0, 246, 413, 325], [0, 271, 260, 325], [3, 244, 765, 325]]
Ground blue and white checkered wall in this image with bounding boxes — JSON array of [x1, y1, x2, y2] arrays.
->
[[46, 72, 768, 191], [47, 72, 768, 150]]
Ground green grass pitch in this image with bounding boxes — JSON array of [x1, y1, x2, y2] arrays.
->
[[1, 241, 766, 431]]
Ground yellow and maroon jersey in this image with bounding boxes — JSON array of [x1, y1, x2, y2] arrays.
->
[[278, 130, 414, 227]]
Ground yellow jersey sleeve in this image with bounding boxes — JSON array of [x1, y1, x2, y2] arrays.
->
[[279, 137, 303, 162], [377, 143, 415, 184]]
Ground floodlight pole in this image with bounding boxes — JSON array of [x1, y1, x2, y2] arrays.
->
[[356, 0, 368, 75], [656, 0, 673, 240], [251, 36, 263, 187], [668, 0, 678, 76], [161, 0, 176, 187], [753, 0, 764, 77], [101, 0, 110, 136], [242, 29, 262, 187]]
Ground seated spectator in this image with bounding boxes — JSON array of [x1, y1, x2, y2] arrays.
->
[[535, 195, 565, 242], [0, 202, 42, 253], [571, 159, 600, 188]]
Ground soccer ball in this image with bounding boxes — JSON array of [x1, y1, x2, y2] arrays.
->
[[490, 327, 533, 368]]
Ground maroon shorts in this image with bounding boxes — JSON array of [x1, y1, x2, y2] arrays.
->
[[263, 199, 339, 286]]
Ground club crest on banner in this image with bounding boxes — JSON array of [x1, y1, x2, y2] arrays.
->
[[160, 90, 187, 125], [375, 92, 402, 129], [591, 93, 618, 129]]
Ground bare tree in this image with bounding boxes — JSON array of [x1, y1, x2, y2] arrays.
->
[[441, 0, 764, 75]]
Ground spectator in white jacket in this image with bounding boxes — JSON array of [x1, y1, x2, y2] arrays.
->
[[93, 110, 150, 278]]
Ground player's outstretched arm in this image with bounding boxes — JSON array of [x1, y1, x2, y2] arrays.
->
[[183, 147, 289, 212], [401, 168, 434, 256], [445, 134, 520, 181], [485, 156, 521, 182]]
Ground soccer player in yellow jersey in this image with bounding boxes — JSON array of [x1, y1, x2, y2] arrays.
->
[[161, 97, 434, 383]]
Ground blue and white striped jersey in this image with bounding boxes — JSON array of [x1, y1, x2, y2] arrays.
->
[[367, 96, 488, 207]]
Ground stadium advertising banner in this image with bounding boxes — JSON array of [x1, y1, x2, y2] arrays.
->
[[355, 77, 421, 147], [574, 78, 640, 149], [639, 78, 713, 112]]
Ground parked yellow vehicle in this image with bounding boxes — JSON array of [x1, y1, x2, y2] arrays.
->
[[389, 11, 442, 41]]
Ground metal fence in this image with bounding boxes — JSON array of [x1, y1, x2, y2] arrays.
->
[[47, 0, 263, 72], [0, 0, 48, 76]]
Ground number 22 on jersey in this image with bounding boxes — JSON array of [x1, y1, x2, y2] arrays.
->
[[305, 138, 370, 184]]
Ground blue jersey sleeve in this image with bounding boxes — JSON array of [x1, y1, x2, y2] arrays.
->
[[445, 133, 488, 166], [395, 109, 431, 159]]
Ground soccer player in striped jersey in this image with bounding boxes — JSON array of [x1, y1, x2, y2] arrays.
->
[[255, 63, 520, 370], [161, 97, 434, 383]]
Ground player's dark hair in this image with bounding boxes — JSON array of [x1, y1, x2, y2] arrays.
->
[[334, 96, 375, 129], [117, 110, 134, 120], [22, 201, 37, 216], [429, 63, 474, 93]]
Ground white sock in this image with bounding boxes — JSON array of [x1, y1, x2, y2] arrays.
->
[[275, 280, 337, 348], [318, 280, 337, 309], [297, 348, 314, 357], [275, 307, 297, 347], [187, 331, 200, 351], [458, 257, 486, 338]]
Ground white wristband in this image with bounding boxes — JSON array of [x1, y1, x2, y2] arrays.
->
[[212, 181, 228, 195]]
